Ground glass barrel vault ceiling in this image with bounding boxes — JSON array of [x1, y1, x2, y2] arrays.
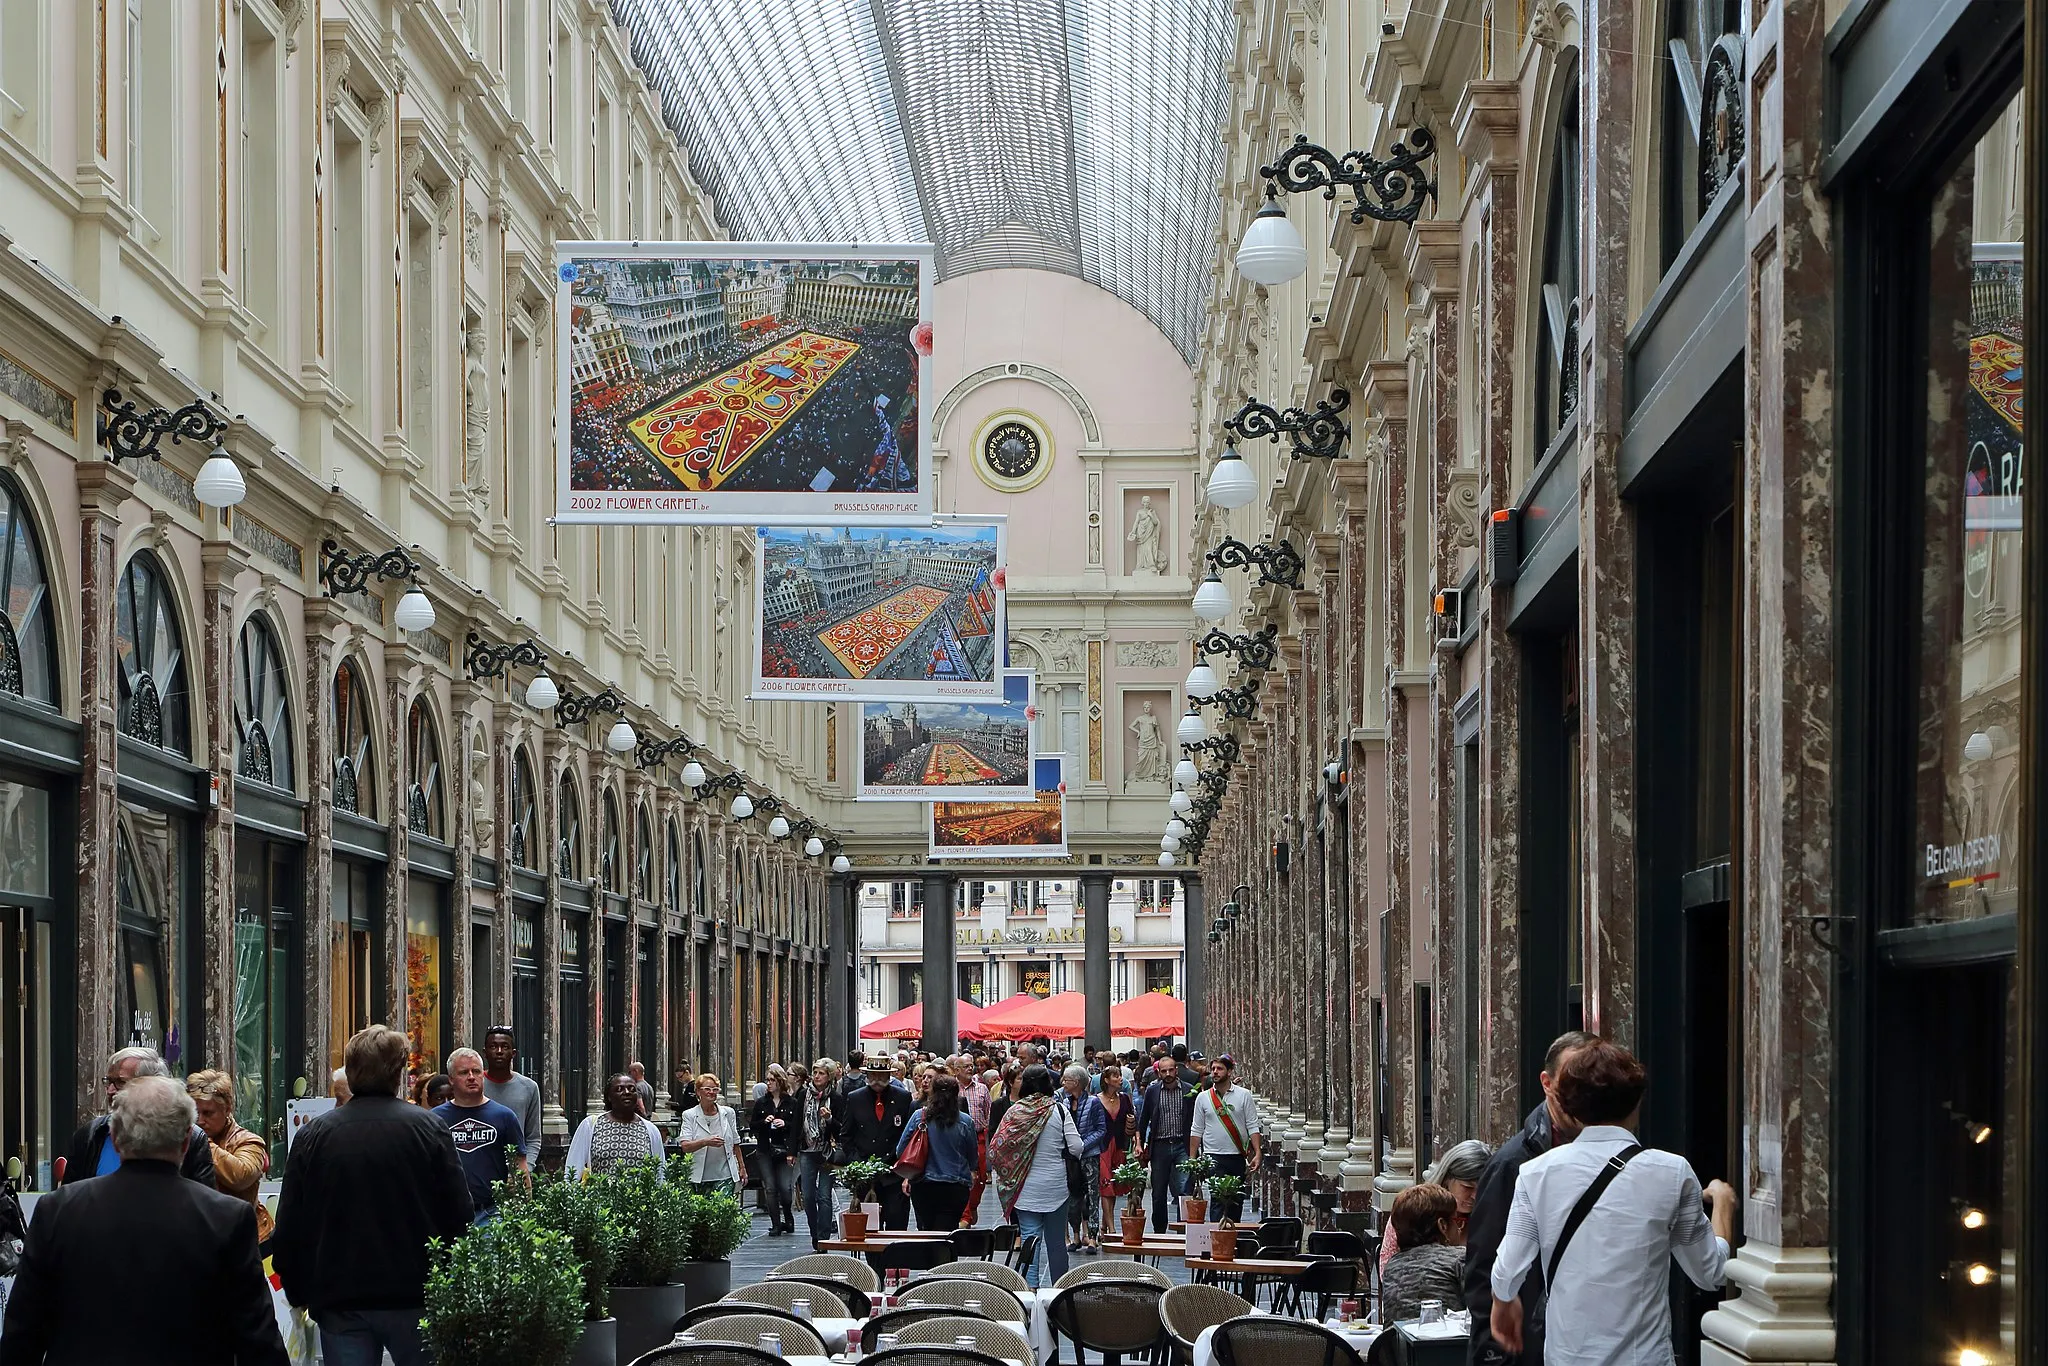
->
[[611, 0, 1232, 364]]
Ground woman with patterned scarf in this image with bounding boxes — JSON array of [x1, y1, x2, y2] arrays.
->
[[988, 1064, 1085, 1289]]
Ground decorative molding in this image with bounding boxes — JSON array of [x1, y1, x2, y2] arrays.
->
[[232, 512, 303, 575], [1115, 641, 1182, 670], [1446, 468, 1482, 549], [278, 0, 307, 55], [136, 459, 199, 515], [322, 47, 351, 118], [932, 362, 1102, 445], [0, 349, 75, 435]]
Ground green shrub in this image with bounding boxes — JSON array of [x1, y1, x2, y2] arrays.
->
[[835, 1156, 891, 1202], [1177, 1154, 1216, 1193], [592, 1160, 692, 1288], [683, 1188, 754, 1263], [421, 1215, 584, 1366], [500, 1170, 624, 1321]]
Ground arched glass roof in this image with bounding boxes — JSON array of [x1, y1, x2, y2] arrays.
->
[[612, 0, 1232, 363]]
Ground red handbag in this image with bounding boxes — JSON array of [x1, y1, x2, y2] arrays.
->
[[893, 1116, 930, 1180]]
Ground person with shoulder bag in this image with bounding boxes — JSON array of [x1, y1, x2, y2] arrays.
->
[[897, 1074, 978, 1230]]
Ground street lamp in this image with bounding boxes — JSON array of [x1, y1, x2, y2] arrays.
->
[[681, 758, 708, 789], [833, 854, 852, 874], [1205, 442, 1259, 510], [1174, 758, 1199, 788], [1176, 709, 1208, 746], [1170, 789, 1193, 814], [319, 540, 436, 631], [1159, 852, 1177, 868], [1193, 572, 1234, 622], [98, 389, 246, 509], [1226, 390, 1350, 462], [1234, 128, 1439, 286], [463, 631, 556, 710], [1185, 662, 1220, 700]]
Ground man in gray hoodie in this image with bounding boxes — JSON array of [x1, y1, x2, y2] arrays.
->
[[480, 1025, 542, 1166]]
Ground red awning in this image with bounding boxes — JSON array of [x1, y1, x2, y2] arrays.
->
[[962, 992, 1039, 1039], [975, 991, 1088, 1041], [1109, 992, 1186, 1038], [858, 998, 985, 1040]]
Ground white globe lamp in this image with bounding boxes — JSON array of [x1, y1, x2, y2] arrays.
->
[[1161, 835, 1181, 853], [1965, 731, 1994, 763], [1235, 197, 1308, 285], [768, 814, 791, 839], [1166, 818, 1188, 839], [605, 719, 636, 754], [832, 854, 852, 874], [1185, 663, 1221, 700], [525, 671, 560, 711], [1158, 851, 1178, 868], [1205, 443, 1259, 510], [804, 836, 825, 857], [1170, 789, 1193, 814], [1174, 759, 1199, 787], [680, 759, 707, 789], [194, 444, 247, 509], [394, 587, 436, 633], [730, 792, 754, 820], [1176, 710, 1208, 746], [1193, 573, 1233, 622]]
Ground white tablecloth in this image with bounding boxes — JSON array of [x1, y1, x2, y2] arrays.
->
[[804, 1317, 861, 1353], [1191, 1320, 1379, 1366]]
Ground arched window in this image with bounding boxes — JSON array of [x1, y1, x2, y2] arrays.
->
[[1534, 68, 1582, 455], [635, 803, 655, 902], [755, 856, 766, 932], [1660, 0, 1744, 267], [731, 851, 745, 926], [0, 474, 56, 705], [691, 832, 707, 918], [557, 773, 584, 881], [665, 817, 682, 912], [407, 700, 444, 839], [116, 826, 169, 1054], [233, 616, 294, 789], [599, 791, 623, 888], [509, 749, 538, 869], [332, 661, 376, 818], [115, 552, 190, 755]]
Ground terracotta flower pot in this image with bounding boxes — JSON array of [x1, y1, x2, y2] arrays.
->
[[1210, 1226, 1240, 1262], [1182, 1197, 1209, 1224], [842, 1208, 869, 1241], [1121, 1214, 1147, 1247]]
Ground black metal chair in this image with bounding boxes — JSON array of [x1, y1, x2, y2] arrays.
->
[[1046, 1279, 1168, 1366], [949, 1226, 999, 1258], [862, 1307, 972, 1353], [1307, 1230, 1371, 1262], [1278, 1256, 1362, 1321], [1005, 1232, 1041, 1279], [1211, 1315, 1367, 1366], [988, 1223, 1020, 1252], [873, 1239, 959, 1278], [627, 1344, 783, 1366], [1256, 1216, 1306, 1256], [865, 1348, 1012, 1366], [671, 1303, 809, 1338]]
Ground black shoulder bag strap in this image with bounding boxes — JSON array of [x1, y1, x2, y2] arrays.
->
[[1545, 1144, 1644, 1287]]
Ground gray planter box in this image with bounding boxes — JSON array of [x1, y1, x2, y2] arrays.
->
[[676, 1259, 733, 1307], [570, 1316, 616, 1366], [611, 1283, 690, 1363]]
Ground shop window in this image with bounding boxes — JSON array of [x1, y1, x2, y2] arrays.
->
[[470, 920, 495, 1055], [557, 773, 584, 881], [0, 473, 56, 706], [509, 749, 538, 870], [635, 803, 654, 902], [233, 838, 299, 1166], [1020, 959, 1050, 998], [599, 790, 622, 889], [691, 830, 707, 917], [116, 808, 186, 1064], [1660, 0, 1744, 268], [0, 778, 47, 901], [406, 700, 444, 840], [115, 552, 190, 757], [1144, 959, 1175, 994], [234, 615, 294, 790], [637, 927, 657, 1073], [1533, 68, 1582, 458], [328, 860, 380, 1071], [510, 909, 541, 1080], [406, 878, 446, 1085], [560, 913, 589, 1118], [896, 962, 922, 1007], [665, 817, 682, 913], [332, 661, 376, 819]]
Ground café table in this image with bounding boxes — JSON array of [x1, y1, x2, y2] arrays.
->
[[1090, 1236, 1192, 1261], [1185, 1255, 1315, 1302], [1190, 1319, 1378, 1366]]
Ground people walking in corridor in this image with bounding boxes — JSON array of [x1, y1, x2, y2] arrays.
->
[[434, 1048, 530, 1221], [990, 1064, 1084, 1288], [679, 1073, 747, 1198], [751, 1064, 804, 1235], [479, 1025, 542, 1169], [1187, 1053, 1261, 1220], [1061, 1064, 1107, 1251], [1136, 1055, 1192, 1232], [1465, 1029, 1597, 1364], [900, 1072, 979, 1230], [568, 1073, 667, 1180], [1093, 1062, 1136, 1237], [61, 1046, 216, 1188], [799, 1059, 842, 1248], [0, 1075, 286, 1366], [272, 1025, 473, 1366], [1489, 1040, 1736, 1366], [185, 1068, 273, 1240], [837, 1056, 914, 1228]]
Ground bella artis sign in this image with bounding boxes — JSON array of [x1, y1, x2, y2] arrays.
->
[[958, 925, 1125, 945]]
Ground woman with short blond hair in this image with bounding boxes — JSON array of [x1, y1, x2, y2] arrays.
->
[[186, 1068, 273, 1239], [678, 1072, 745, 1196]]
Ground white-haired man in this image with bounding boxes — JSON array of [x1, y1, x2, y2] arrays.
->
[[433, 1047, 529, 1221], [2, 1075, 286, 1364], [60, 1046, 216, 1188]]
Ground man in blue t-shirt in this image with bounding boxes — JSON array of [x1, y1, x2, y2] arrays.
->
[[435, 1048, 529, 1220]]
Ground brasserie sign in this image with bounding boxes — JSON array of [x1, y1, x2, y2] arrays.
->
[[957, 925, 1125, 945]]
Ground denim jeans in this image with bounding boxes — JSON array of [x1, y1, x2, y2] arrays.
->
[[1148, 1139, 1188, 1231], [316, 1307, 431, 1366], [1016, 1202, 1070, 1289], [761, 1154, 798, 1230], [799, 1150, 837, 1243]]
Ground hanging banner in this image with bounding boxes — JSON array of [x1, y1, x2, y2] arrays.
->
[[858, 670, 1038, 801], [754, 517, 1007, 701], [556, 242, 934, 525], [930, 755, 1068, 859]]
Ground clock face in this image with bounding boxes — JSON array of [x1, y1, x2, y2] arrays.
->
[[983, 422, 1043, 482]]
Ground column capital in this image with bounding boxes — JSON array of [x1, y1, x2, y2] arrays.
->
[[1365, 359, 1410, 419], [1453, 80, 1521, 171], [75, 458, 138, 516], [1405, 220, 1464, 294]]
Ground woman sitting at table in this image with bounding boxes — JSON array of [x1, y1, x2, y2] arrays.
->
[[898, 1072, 980, 1231], [1381, 1182, 1468, 1323], [1379, 1139, 1490, 1271]]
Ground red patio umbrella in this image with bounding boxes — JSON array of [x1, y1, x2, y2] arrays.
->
[[976, 990, 1088, 1041], [962, 992, 1040, 1039], [1109, 992, 1186, 1038], [858, 998, 985, 1040]]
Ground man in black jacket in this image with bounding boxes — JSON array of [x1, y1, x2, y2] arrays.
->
[[61, 1046, 216, 1188], [1463, 1030, 1597, 1365], [1, 1075, 285, 1365], [834, 1056, 915, 1229], [273, 1025, 472, 1366]]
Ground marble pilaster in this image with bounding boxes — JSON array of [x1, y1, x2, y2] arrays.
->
[[540, 734, 566, 1137], [448, 680, 482, 1047], [198, 540, 248, 1073], [382, 643, 416, 1039], [302, 598, 342, 1093]]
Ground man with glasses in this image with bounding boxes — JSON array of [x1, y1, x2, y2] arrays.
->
[[60, 1046, 217, 1187]]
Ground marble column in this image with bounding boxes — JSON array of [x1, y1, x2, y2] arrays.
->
[[1312, 541, 1350, 1190], [1703, 0, 1837, 1356], [448, 684, 480, 1049], [539, 736, 566, 1137], [1370, 359, 1417, 1208], [382, 643, 416, 1041], [301, 598, 342, 1093], [1456, 79, 1527, 1142], [1332, 461, 1378, 1205], [198, 540, 247, 1072], [920, 870, 957, 1047], [1182, 876, 1205, 1052], [826, 871, 853, 1057], [1082, 871, 1111, 1049], [1291, 601, 1326, 1190]]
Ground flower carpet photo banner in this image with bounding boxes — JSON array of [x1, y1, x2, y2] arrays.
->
[[753, 517, 1008, 702], [930, 755, 1068, 859], [858, 670, 1038, 801], [555, 242, 935, 525]]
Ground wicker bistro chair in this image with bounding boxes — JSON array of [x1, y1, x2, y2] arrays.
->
[[1209, 1316, 1367, 1366], [1159, 1284, 1256, 1366], [725, 1280, 838, 1315], [1054, 1259, 1172, 1290], [892, 1316, 1037, 1364], [1046, 1280, 1169, 1366], [865, 1348, 1014, 1366], [626, 1343, 784, 1366], [672, 1304, 811, 1339], [862, 1308, 975, 1353], [674, 1312, 828, 1357], [925, 1260, 1033, 1294], [771, 1253, 882, 1292], [896, 1278, 1029, 1324], [764, 1273, 873, 1317]]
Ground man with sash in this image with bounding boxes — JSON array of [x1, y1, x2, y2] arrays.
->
[[1188, 1053, 1263, 1222]]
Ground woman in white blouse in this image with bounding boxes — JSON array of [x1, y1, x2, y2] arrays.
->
[[677, 1072, 747, 1197]]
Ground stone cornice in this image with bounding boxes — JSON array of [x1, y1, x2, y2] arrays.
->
[[1365, 359, 1411, 419], [1405, 220, 1464, 294], [1453, 81, 1521, 172]]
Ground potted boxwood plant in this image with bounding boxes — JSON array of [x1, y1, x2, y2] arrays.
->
[[679, 1186, 754, 1306], [593, 1160, 693, 1364], [1177, 1153, 1215, 1224], [421, 1213, 584, 1366], [835, 1157, 891, 1240], [1111, 1156, 1150, 1247], [502, 1172, 625, 1366], [1205, 1175, 1246, 1261]]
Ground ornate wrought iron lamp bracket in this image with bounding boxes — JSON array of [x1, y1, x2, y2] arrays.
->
[[319, 540, 422, 597], [463, 631, 548, 682], [634, 734, 696, 770], [1198, 624, 1279, 671], [554, 685, 626, 729], [1208, 536, 1306, 590], [1260, 127, 1438, 226], [97, 388, 230, 466], [1224, 389, 1350, 462]]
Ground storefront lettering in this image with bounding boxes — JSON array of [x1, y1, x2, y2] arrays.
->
[[957, 925, 1123, 945], [1925, 834, 2001, 881]]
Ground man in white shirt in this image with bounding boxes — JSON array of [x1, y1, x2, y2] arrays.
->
[[1187, 1054, 1262, 1221], [1490, 1040, 1736, 1365]]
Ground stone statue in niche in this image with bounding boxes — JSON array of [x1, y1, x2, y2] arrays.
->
[[713, 592, 732, 694], [1127, 495, 1168, 575], [1127, 700, 1167, 786], [463, 326, 491, 494], [469, 730, 493, 842]]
